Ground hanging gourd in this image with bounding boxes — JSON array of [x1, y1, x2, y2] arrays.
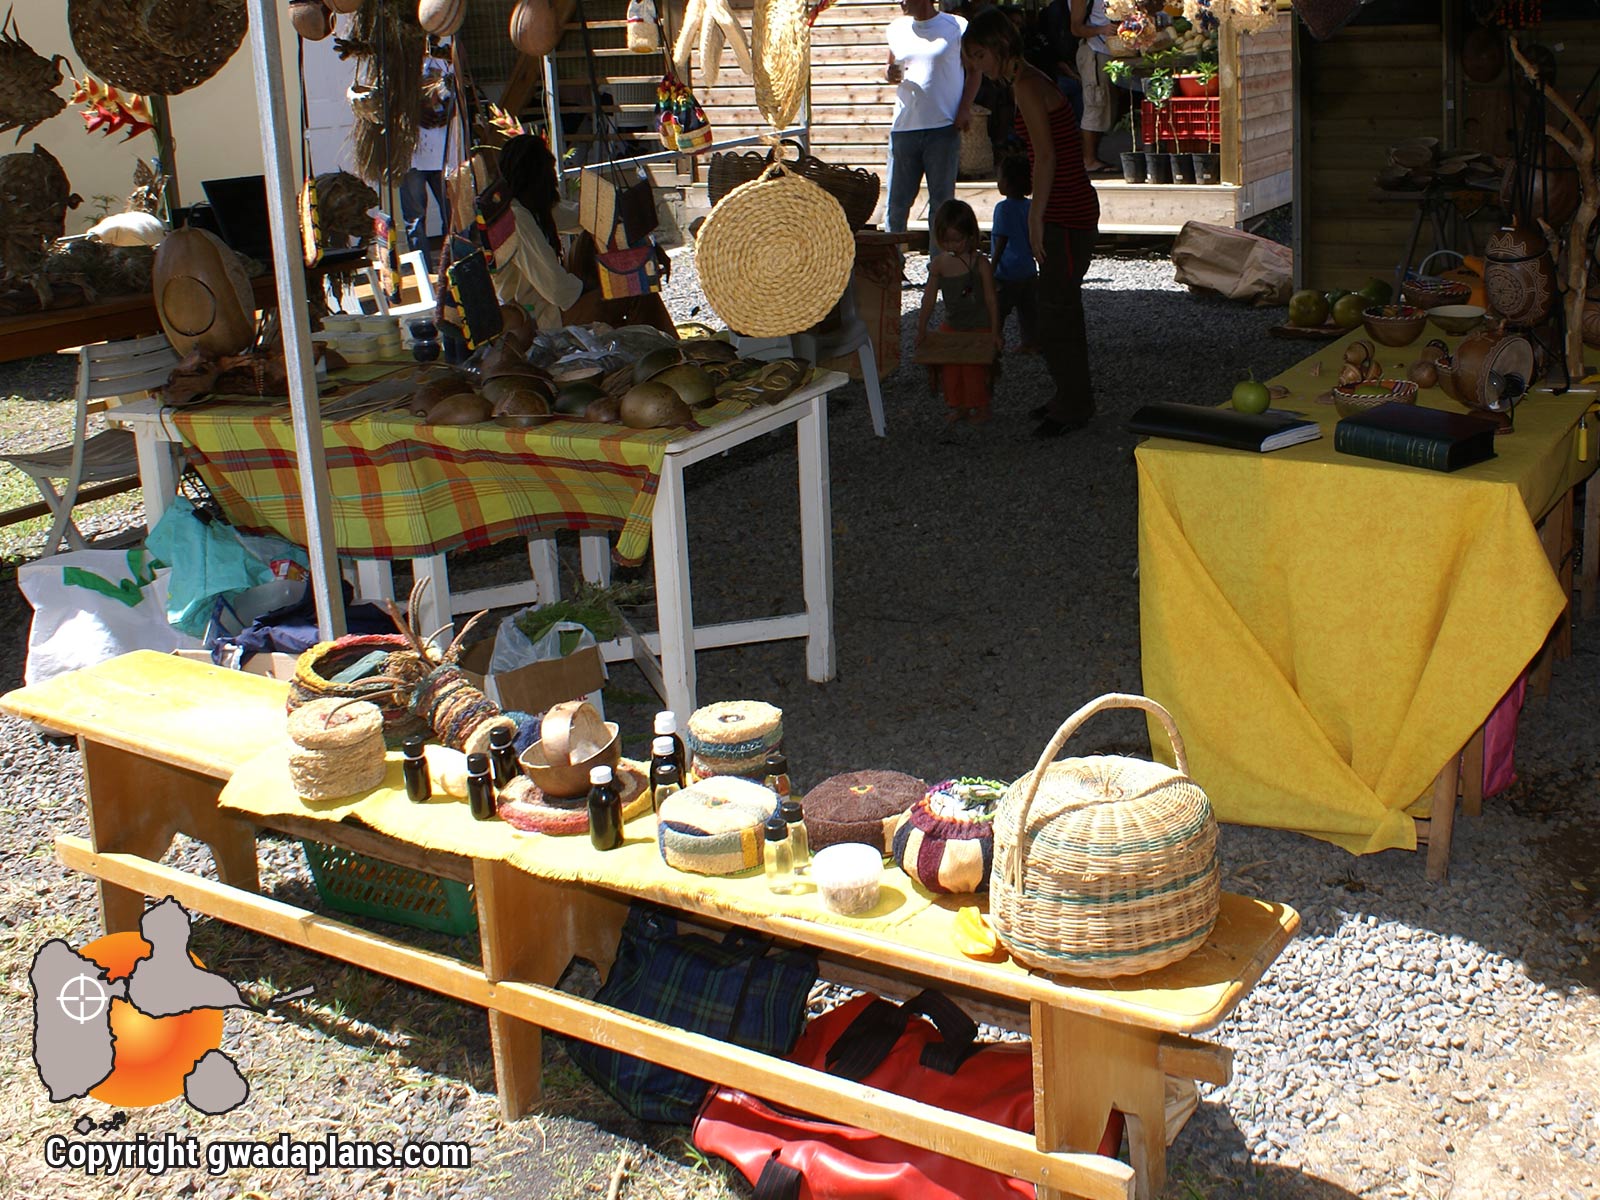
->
[[510, 0, 575, 58], [418, 0, 465, 36], [289, 0, 336, 41], [626, 0, 659, 52]]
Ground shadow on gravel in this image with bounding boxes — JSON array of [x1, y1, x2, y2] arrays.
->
[[1166, 1103, 1364, 1199]]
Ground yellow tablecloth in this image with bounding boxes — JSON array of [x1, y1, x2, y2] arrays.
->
[[222, 748, 933, 932], [1136, 330, 1594, 854]]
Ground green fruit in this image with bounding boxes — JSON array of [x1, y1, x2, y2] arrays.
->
[[1325, 289, 1349, 310], [1288, 289, 1330, 328], [1232, 379, 1271, 414], [1331, 293, 1368, 329], [1358, 277, 1394, 305]]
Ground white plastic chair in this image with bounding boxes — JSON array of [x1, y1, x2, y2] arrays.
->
[[732, 278, 886, 438], [357, 251, 438, 319], [0, 333, 178, 556]]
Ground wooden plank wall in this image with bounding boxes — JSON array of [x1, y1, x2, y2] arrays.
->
[[1299, 22, 1443, 292], [1239, 14, 1291, 187], [696, 0, 899, 176]]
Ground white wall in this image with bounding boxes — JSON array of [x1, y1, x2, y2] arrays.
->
[[23, 1, 308, 231]]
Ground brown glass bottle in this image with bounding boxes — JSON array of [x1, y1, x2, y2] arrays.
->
[[488, 723, 519, 788], [587, 765, 623, 851], [403, 736, 431, 804], [466, 752, 496, 821]]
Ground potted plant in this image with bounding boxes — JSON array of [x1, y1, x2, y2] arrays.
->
[[1105, 60, 1146, 182], [1189, 59, 1221, 183], [1143, 64, 1186, 183]]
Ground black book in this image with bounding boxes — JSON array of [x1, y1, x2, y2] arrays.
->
[[1128, 402, 1322, 453], [1333, 402, 1498, 472]]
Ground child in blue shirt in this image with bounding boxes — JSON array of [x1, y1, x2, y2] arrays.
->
[[990, 155, 1039, 353]]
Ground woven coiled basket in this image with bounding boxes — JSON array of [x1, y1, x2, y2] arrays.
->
[[990, 694, 1220, 979]]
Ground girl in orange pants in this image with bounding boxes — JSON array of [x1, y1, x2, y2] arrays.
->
[[916, 200, 1002, 424]]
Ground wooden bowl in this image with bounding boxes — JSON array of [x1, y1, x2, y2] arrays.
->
[[1428, 305, 1486, 337], [518, 722, 621, 798], [1361, 305, 1427, 347], [1332, 378, 1419, 420]]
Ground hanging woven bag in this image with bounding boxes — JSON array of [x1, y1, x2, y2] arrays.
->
[[990, 693, 1220, 979]]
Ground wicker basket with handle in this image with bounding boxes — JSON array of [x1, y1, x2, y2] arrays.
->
[[707, 139, 880, 230], [990, 693, 1220, 978]]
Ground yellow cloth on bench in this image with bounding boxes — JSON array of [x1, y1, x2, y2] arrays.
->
[[221, 747, 933, 933]]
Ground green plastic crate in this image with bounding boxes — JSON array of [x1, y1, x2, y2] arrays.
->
[[299, 840, 478, 937]]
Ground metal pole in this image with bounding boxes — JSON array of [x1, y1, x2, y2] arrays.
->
[[244, 0, 346, 640]]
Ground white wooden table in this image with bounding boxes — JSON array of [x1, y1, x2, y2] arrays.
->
[[106, 374, 841, 717]]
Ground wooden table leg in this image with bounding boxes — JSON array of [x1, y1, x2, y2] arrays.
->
[[651, 454, 697, 720], [797, 393, 837, 686], [1425, 751, 1461, 883], [80, 740, 259, 934], [1033, 1003, 1167, 1200], [1459, 724, 1485, 818], [1581, 477, 1598, 621], [473, 860, 628, 1121]]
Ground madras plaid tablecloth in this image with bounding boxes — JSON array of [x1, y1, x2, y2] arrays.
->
[[172, 391, 754, 566]]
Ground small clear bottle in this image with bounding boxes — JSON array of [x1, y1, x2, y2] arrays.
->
[[587, 765, 624, 851], [763, 750, 792, 813], [781, 798, 810, 874], [651, 762, 682, 816], [403, 736, 432, 804], [466, 752, 496, 821], [487, 723, 519, 789], [654, 710, 688, 780], [763, 816, 795, 894], [649, 735, 679, 813]]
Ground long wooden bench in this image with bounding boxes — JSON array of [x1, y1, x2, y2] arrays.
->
[[4, 652, 1300, 1200]]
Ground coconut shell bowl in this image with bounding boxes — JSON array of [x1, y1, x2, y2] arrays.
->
[[1361, 304, 1428, 348], [1427, 305, 1486, 337], [1331, 378, 1420, 420]]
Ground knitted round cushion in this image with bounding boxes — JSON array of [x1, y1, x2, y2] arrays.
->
[[499, 761, 650, 835], [686, 700, 783, 779], [804, 770, 926, 855], [891, 778, 1005, 895], [657, 776, 777, 875]]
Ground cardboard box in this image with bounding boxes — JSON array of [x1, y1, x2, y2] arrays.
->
[[457, 637, 606, 717], [174, 648, 300, 681]]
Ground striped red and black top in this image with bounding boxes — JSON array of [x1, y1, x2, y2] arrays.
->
[[1014, 103, 1100, 230]]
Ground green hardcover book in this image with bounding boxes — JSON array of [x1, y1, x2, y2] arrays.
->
[[1334, 403, 1499, 472]]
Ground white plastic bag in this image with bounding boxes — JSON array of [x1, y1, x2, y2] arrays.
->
[[487, 616, 606, 715], [19, 547, 204, 685]]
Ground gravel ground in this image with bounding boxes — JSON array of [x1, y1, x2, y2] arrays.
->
[[2, 251, 1598, 1200]]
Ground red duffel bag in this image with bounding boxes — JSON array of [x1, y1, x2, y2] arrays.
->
[[693, 989, 1123, 1200]]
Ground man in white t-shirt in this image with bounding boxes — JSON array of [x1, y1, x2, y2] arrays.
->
[[401, 40, 454, 273], [884, 0, 978, 246]]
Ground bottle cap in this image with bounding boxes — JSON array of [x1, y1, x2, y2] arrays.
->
[[651, 735, 676, 757], [764, 816, 789, 841], [781, 798, 803, 822], [654, 710, 677, 735], [488, 724, 513, 747], [466, 752, 489, 773], [764, 750, 788, 774], [403, 736, 425, 756], [590, 765, 614, 785]]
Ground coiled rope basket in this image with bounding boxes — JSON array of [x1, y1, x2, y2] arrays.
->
[[990, 694, 1220, 978]]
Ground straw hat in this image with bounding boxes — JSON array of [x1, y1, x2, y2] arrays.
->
[[695, 160, 855, 338], [752, 0, 809, 130], [68, 0, 247, 96]]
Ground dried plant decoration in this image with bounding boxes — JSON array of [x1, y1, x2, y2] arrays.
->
[[348, 1, 425, 185], [0, 6, 70, 142]]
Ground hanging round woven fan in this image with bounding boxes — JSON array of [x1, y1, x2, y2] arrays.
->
[[68, 0, 247, 96]]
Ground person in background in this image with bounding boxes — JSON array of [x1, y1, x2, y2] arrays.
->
[[916, 199, 1001, 428], [964, 6, 1100, 437], [990, 154, 1038, 353], [1069, 0, 1119, 174], [1037, 0, 1083, 123], [401, 38, 453, 274], [885, 0, 980, 251]]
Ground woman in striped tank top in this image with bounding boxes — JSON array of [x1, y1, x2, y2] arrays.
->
[[964, 7, 1100, 436]]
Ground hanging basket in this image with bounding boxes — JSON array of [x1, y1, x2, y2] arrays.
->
[[707, 138, 880, 230], [695, 160, 855, 338], [69, 0, 247, 96], [989, 693, 1220, 979], [753, 0, 809, 130], [958, 105, 993, 178]]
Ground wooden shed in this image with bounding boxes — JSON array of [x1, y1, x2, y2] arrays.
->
[[1292, 0, 1600, 292], [692, 1, 1294, 235]]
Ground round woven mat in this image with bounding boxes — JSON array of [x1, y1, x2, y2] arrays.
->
[[753, 0, 809, 131], [696, 166, 854, 338], [69, 0, 247, 96]]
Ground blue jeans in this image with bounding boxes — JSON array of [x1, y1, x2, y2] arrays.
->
[[885, 124, 961, 243], [400, 168, 446, 273]]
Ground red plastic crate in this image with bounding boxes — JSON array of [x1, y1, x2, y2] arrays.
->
[[1139, 96, 1220, 151]]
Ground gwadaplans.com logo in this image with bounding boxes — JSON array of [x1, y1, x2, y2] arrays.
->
[[30, 896, 258, 1115]]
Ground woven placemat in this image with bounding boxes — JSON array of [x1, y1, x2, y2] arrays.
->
[[696, 165, 854, 338]]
